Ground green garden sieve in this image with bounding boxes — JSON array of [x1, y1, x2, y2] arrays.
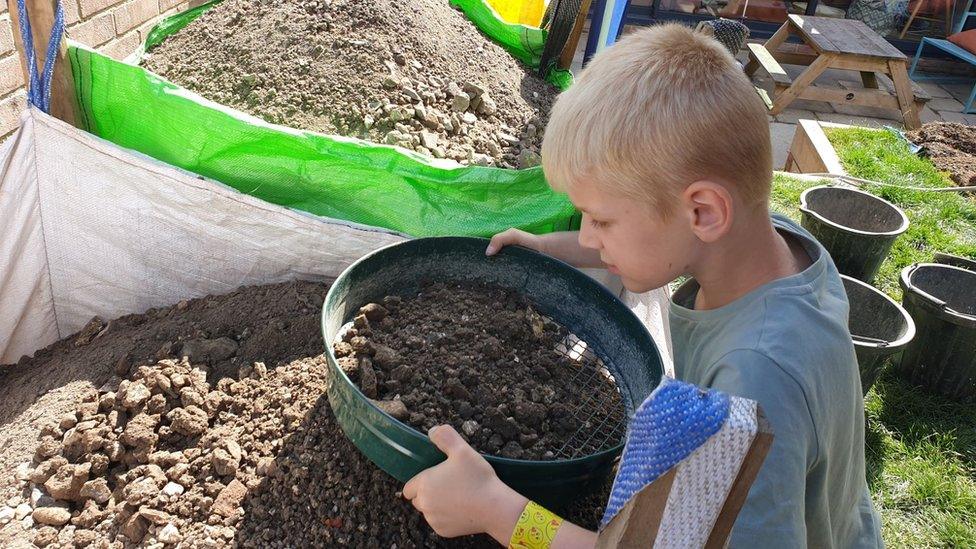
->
[[320, 237, 663, 507]]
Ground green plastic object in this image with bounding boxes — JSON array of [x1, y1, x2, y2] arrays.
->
[[840, 275, 915, 395], [799, 186, 909, 282], [898, 263, 976, 401], [321, 238, 663, 507], [65, 0, 577, 238]]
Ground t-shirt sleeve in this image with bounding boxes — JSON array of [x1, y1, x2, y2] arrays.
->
[[702, 348, 818, 548]]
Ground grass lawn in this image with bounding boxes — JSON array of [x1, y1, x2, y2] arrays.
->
[[769, 127, 976, 548]]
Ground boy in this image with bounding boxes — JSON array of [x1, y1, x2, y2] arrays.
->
[[402, 24, 881, 548]]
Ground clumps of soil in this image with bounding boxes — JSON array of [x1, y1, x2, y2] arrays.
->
[[142, 0, 556, 169], [0, 281, 609, 547], [906, 122, 976, 186], [336, 283, 626, 461]]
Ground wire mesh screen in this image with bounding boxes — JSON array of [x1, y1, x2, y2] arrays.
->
[[550, 332, 628, 459]]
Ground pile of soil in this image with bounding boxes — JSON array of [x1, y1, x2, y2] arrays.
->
[[0, 281, 608, 548], [906, 122, 976, 186], [336, 283, 625, 461], [142, 0, 558, 169]]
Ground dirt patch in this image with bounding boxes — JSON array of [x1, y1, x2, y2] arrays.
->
[[0, 281, 608, 547], [906, 122, 976, 186], [142, 0, 557, 169], [337, 283, 625, 461]]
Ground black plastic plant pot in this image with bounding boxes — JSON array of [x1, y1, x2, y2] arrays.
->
[[321, 237, 664, 508], [899, 264, 976, 401], [933, 252, 976, 272], [800, 186, 909, 282], [841, 275, 916, 394]]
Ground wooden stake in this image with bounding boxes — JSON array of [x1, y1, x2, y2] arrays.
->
[[558, 0, 592, 70], [7, 0, 78, 126]]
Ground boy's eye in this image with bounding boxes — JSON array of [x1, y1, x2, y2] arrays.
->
[[590, 219, 608, 228]]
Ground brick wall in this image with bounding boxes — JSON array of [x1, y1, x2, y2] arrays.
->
[[0, 0, 197, 141]]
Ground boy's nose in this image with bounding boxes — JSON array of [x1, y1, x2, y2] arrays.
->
[[578, 220, 600, 250]]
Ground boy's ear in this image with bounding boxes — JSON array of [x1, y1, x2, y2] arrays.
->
[[683, 180, 734, 243]]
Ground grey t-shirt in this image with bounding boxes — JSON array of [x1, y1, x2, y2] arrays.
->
[[669, 215, 882, 548]]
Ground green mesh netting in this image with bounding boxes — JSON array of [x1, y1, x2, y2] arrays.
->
[[68, 0, 577, 238]]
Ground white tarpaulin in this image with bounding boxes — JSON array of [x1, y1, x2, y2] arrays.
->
[[0, 107, 672, 371]]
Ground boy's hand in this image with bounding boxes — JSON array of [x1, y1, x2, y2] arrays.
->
[[486, 228, 544, 256], [403, 425, 527, 539]]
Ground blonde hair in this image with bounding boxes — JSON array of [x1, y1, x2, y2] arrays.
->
[[542, 24, 772, 216]]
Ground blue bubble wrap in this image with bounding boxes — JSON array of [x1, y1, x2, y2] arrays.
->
[[600, 377, 731, 528]]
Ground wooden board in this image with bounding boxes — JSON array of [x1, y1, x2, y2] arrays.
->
[[789, 14, 906, 60], [785, 119, 848, 175], [747, 43, 793, 88]]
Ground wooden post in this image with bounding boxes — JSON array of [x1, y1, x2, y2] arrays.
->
[[558, 0, 593, 70], [7, 0, 78, 126]]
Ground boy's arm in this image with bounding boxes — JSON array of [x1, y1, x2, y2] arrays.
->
[[403, 425, 598, 548], [703, 350, 815, 546], [486, 229, 605, 269]]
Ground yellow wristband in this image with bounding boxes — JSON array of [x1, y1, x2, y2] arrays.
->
[[509, 500, 563, 549]]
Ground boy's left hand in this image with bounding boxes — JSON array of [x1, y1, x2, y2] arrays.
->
[[403, 425, 527, 539]]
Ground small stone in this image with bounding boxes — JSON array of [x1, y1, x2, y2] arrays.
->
[[430, 146, 446, 159], [518, 149, 542, 169], [382, 75, 400, 89], [33, 526, 59, 547], [419, 131, 439, 149], [363, 114, 375, 129], [162, 482, 185, 497], [73, 316, 105, 347], [79, 478, 111, 504], [73, 529, 96, 547], [371, 398, 409, 421], [115, 354, 132, 376], [461, 420, 479, 437], [21, 515, 34, 529], [242, 74, 257, 87], [477, 94, 497, 116], [139, 508, 171, 525], [0, 506, 14, 525], [211, 448, 240, 477], [181, 338, 238, 363], [451, 93, 471, 112], [226, 440, 242, 462], [497, 132, 519, 145], [469, 153, 493, 167], [158, 522, 182, 544], [15, 502, 32, 520], [469, 95, 483, 112], [461, 112, 477, 125], [462, 82, 485, 98], [122, 513, 149, 542], [213, 479, 247, 517], [32, 507, 71, 526], [359, 303, 388, 321], [403, 88, 421, 102], [31, 485, 54, 507], [45, 462, 91, 501], [256, 458, 277, 477], [15, 461, 32, 482], [59, 413, 78, 431], [121, 382, 151, 409], [167, 406, 209, 437]]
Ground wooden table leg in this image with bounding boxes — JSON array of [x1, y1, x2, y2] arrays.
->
[[770, 53, 835, 115], [860, 71, 879, 89], [888, 60, 922, 130], [745, 21, 792, 76]]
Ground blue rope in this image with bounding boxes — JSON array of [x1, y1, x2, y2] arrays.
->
[[16, 0, 66, 113]]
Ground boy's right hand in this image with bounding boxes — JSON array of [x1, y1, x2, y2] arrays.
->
[[485, 228, 544, 256]]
